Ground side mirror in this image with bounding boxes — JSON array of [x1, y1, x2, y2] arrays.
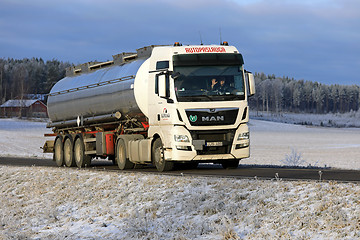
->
[[247, 72, 256, 96], [156, 73, 170, 98]]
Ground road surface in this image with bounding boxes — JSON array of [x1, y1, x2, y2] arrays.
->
[[1, 156, 359, 182]]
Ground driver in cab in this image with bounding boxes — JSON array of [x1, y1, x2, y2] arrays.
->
[[210, 77, 227, 93]]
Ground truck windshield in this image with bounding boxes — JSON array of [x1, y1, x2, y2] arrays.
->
[[172, 53, 245, 102], [173, 65, 245, 102]]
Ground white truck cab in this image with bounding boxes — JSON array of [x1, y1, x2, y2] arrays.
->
[[134, 43, 255, 170]]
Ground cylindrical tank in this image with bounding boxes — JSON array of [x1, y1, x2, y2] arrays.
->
[[47, 59, 147, 125]]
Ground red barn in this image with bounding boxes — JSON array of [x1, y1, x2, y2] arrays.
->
[[0, 99, 48, 118]]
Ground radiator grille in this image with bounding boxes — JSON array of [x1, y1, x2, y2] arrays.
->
[[191, 130, 235, 155]]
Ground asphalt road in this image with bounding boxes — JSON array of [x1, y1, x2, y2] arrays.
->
[[1, 156, 359, 182]]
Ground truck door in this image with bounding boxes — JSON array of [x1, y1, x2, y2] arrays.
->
[[154, 72, 172, 125], [148, 60, 175, 140]]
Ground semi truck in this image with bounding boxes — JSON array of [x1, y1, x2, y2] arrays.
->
[[43, 42, 255, 171]]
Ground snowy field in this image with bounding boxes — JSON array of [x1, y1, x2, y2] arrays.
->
[[1, 117, 360, 170], [245, 119, 360, 170], [251, 110, 360, 128], [1, 118, 360, 239], [0, 118, 52, 159]]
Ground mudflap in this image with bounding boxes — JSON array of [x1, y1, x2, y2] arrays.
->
[[42, 140, 55, 153]]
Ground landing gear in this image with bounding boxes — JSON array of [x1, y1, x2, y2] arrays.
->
[[152, 138, 174, 172]]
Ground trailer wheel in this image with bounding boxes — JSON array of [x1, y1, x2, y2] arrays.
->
[[152, 138, 174, 172], [74, 138, 91, 168], [116, 139, 134, 170], [221, 159, 239, 169], [64, 137, 76, 167], [54, 137, 64, 167]]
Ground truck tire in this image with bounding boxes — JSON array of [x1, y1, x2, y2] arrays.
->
[[74, 138, 91, 168], [64, 137, 76, 167], [221, 159, 239, 169], [116, 139, 134, 170], [152, 138, 174, 172], [54, 137, 64, 167]]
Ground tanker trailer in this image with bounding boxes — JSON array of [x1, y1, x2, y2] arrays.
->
[[43, 43, 256, 171]]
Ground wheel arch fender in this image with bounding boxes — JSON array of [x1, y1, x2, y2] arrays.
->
[[150, 133, 162, 161], [151, 133, 161, 145]]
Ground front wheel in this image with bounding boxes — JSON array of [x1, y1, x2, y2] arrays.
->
[[152, 138, 174, 172]]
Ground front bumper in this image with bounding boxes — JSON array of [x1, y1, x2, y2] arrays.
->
[[164, 124, 250, 161]]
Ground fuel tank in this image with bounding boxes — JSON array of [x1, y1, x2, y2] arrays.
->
[[47, 59, 147, 125]]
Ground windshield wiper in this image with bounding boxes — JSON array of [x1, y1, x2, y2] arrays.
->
[[191, 94, 214, 101], [177, 95, 214, 102]]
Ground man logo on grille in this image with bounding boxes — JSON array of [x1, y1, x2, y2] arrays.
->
[[189, 115, 197, 122]]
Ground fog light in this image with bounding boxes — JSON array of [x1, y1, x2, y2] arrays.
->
[[176, 145, 192, 151], [235, 142, 249, 149]]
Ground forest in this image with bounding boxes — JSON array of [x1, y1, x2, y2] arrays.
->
[[250, 73, 360, 114], [0, 57, 359, 115], [0, 58, 70, 103]]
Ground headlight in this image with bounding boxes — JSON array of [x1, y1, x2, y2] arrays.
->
[[237, 132, 249, 141], [174, 135, 190, 142]]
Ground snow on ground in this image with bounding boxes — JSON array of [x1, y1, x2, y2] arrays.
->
[[1, 118, 360, 239], [0, 118, 52, 159], [1, 117, 360, 170], [1, 166, 360, 239], [243, 119, 360, 170], [251, 110, 360, 128]]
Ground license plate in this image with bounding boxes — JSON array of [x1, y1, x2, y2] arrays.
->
[[206, 142, 223, 147]]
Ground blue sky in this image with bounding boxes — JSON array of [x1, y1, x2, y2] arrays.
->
[[0, 0, 359, 85]]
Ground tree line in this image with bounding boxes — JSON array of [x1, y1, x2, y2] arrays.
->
[[0, 58, 70, 104], [1, 57, 359, 114], [250, 73, 360, 114]]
